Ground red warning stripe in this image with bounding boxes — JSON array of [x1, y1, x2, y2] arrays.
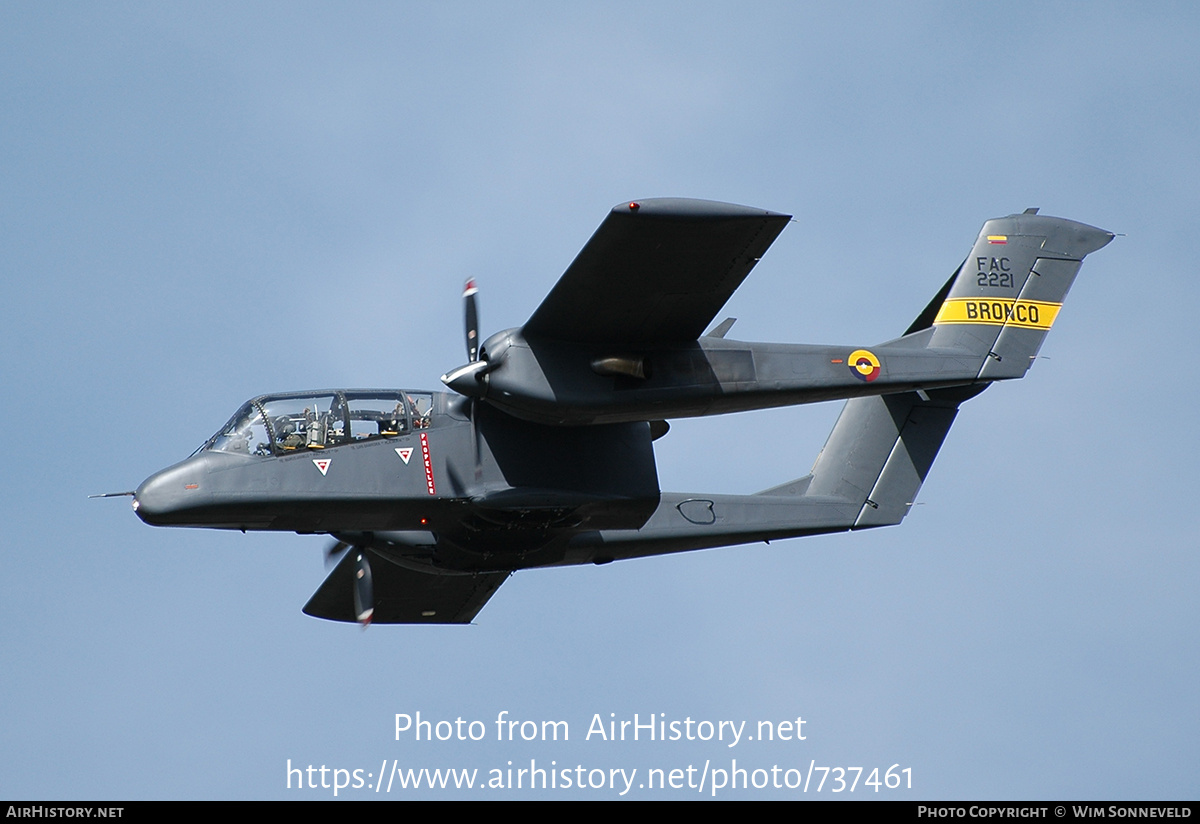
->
[[420, 432, 435, 495]]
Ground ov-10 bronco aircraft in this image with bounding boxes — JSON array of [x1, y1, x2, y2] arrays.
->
[[120, 199, 1112, 625]]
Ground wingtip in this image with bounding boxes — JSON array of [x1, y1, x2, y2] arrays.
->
[[612, 197, 790, 220]]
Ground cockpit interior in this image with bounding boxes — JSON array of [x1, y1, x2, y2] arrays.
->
[[201, 390, 435, 458]]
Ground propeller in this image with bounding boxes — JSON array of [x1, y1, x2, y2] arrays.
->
[[352, 550, 374, 627], [441, 278, 490, 480], [324, 540, 374, 627], [441, 279, 493, 397]]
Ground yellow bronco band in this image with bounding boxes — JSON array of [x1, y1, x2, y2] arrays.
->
[[933, 298, 1062, 330]]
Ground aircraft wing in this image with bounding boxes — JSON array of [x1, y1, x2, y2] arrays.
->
[[523, 198, 791, 347], [303, 549, 509, 624]]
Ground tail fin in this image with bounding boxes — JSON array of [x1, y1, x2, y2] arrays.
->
[[799, 212, 1112, 528], [803, 386, 980, 528], [918, 211, 1113, 379]]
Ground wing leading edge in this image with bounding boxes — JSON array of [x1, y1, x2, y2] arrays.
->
[[523, 198, 791, 347]]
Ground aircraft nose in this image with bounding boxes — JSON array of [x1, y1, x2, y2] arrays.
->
[[134, 454, 213, 525]]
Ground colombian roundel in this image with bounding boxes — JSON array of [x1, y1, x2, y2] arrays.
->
[[848, 349, 881, 382]]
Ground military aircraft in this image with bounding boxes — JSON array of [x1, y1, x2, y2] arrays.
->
[[119, 198, 1112, 625]]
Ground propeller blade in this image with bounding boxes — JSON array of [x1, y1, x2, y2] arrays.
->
[[353, 550, 374, 627], [470, 400, 482, 481], [456, 278, 486, 480], [463, 278, 479, 363], [324, 540, 350, 570], [444, 279, 496, 399]]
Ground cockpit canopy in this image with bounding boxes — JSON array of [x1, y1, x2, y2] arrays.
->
[[202, 390, 434, 458]]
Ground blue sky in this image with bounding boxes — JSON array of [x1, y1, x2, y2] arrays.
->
[[3, 2, 1197, 799]]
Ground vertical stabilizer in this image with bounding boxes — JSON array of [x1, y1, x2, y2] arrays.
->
[[924, 213, 1113, 379], [805, 386, 981, 527]]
